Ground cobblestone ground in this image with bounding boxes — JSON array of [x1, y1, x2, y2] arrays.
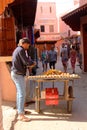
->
[[2, 57, 87, 130]]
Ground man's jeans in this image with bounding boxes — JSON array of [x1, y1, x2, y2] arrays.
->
[[11, 71, 26, 114]]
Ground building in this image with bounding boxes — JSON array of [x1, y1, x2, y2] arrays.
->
[[0, 0, 37, 101], [54, 0, 80, 53], [35, 2, 60, 56], [58, 0, 79, 39], [61, 0, 87, 72], [79, 0, 87, 6]]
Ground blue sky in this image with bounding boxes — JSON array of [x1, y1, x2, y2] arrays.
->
[[38, 0, 74, 15]]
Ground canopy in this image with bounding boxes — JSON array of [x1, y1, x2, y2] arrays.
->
[[61, 4, 87, 31], [0, 0, 14, 14], [8, 0, 37, 27]]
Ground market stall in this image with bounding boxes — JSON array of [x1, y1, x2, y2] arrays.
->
[[27, 69, 80, 113]]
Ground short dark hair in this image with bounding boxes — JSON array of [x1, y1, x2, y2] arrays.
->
[[72, 45, 75, 49], [19, 37, 30, 45]]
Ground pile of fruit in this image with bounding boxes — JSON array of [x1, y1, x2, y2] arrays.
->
[[43, 69, 62, 75]]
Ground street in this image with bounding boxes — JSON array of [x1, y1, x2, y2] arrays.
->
[[2, 57, 87, 130]]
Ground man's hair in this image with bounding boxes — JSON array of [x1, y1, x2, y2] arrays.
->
[[19, 37, 30, 45], [72, 45, 75, 49]]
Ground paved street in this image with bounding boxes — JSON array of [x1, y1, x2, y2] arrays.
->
[[2, 57, 87, 130]]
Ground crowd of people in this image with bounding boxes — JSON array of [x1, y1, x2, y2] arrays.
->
[[41, 45, 57, 71], [60, 42, 82, 74], [40, 42, 82, 74]]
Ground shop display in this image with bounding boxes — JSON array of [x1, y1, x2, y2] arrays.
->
[[27, 69, 80, 80]]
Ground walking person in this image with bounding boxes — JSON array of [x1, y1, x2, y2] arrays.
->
[[27, 44, 36, 75], [25, 44, 37, 105], [70, 45, 77, 73], [11, 37, 35, 122], [60, 43, 69, 73], [48, 45, 57, 69], [41, 45, 48, 72]]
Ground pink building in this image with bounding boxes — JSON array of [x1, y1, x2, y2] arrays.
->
[[34, 2, 60, 56], [54, 0, 80, 51], [73, 0, 87, 6], [34, 1, 81, 54], [79, 0, 87, 5], [59, 0, 79, 39], [35, 2, 58, 34], [61, 0, 87, 72]]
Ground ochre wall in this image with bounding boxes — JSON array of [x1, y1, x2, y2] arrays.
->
[[0, 61, 16, 101]]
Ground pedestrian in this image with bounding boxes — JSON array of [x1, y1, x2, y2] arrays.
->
[[11, 37, 35, 122], [34, 44, 39, 68], [76, 46, 82, 70], [70, 45, 77, 73], [41, 45, 48, 72], [77, 52, 82, 69], [48, 45, 57, 69], [60, 43, 69, 73], [25, 44, 37, 105], [27, 44, 36, 75], [0, 87, 4, 130]]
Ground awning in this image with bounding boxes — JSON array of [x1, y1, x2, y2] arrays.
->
[[61, 4, 87, 31], [36, 34, 60, 44], [8, 0, 37, 27], [0, 0, 14, 14]]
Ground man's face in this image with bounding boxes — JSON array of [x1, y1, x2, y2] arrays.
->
[[23, 43, 30, 50]]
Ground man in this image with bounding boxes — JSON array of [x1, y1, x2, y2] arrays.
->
[[11, 37, 34, 122], [27, 44, 37, 75], [41, 45, 48, 72], [48, 45, 57, 69], [60, 43, 69, 73]]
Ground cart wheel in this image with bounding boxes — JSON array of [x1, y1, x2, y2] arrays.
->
[[67, 100, 72, 113], [68, 86, 73, 98]]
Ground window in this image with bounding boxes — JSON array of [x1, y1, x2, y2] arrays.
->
[[49, 25, 54, 32], [40, 6, 43, 13], [40, 25, 45, 32], [49, 6, 52, 13]]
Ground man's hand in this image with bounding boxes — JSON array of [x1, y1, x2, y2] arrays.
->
[[28, 62, 36, 69]]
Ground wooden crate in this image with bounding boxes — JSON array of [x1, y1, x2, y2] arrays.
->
[[45, 88, 59, 105]]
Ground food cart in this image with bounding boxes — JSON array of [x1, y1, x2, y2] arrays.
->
[[27, 69, 80, 113]]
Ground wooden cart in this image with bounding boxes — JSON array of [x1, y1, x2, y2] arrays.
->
[[27, 74, 80, 113]]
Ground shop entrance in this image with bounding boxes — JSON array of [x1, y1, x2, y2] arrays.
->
[[83, 24, 87, 72]]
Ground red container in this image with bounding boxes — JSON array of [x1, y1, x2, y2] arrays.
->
[[45, 88, 59, 105]]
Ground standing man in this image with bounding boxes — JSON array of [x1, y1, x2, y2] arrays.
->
[[60, 43, 69, 73], [70, 45, 77, 73], [48, 45, 57, 69], [11, 37, 33, 122], [41, 45, 48, 72], [27, 44, 36, 75]]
